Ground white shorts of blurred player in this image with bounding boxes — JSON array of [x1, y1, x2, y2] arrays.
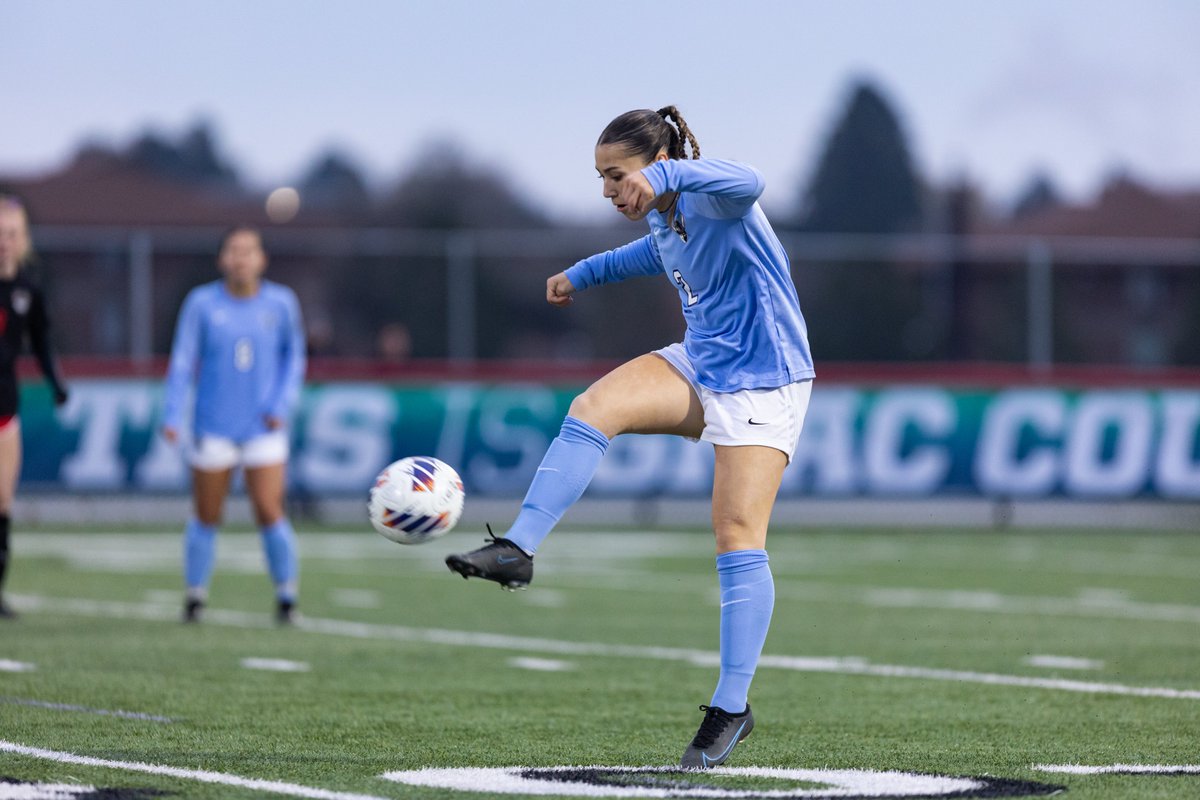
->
[[654, 342, 812, 463], [188, 431, 290, 472]]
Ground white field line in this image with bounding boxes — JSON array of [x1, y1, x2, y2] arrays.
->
[[508, 657, 574, 672], [382, 765, 987, 797], [14, 594, 1200, 701], [0, 740, 391, 800], [1035, 763, 1200, 775], [1024, 655, 1104, 670], [0, 697, 174, 723], [0, 660, 36, 673], [240, 658, 311, 673], [0, 780, 101, 798]]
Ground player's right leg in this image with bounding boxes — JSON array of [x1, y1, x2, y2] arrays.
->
[[183, 437, 235, 622], [244, 433, 298, 624], [446, 353, 703, 588], [0, 417, 22, 619]]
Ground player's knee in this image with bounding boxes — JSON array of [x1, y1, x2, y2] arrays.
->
[[568, 389, 623, 436], [195, 510, 223, 526], [712, 511, 764, 550], [567, 390, 601, 423], [253, 504, 285, 528]]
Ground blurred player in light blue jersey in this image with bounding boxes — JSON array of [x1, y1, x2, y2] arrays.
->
[[162, 227, 306, 625], [447, 107, 813, 767]]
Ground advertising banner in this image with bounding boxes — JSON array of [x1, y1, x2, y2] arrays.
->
[[19, 380, 1200, 499]]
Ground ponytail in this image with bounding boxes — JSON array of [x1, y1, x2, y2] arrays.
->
[[655, 106, 701, 160], [598, 106, 702, 162]]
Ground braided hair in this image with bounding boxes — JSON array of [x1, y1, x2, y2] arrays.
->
[[597, 106, 701, 162]]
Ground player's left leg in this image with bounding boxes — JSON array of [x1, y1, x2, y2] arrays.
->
[[681, 443, 787, 768], [447, 352, 703, 588], [0, 418, 22, 618], [244, 438, 298, 623]]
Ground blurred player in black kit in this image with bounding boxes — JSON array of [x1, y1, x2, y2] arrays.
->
[[0, 196, 69, 618]]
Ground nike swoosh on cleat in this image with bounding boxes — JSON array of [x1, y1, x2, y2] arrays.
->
[[747, 418, 770, 426], [701, 720, 748, 767], [496, 556, 520, 564]]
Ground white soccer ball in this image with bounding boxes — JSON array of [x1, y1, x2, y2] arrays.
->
[[368, 456, 465, 545]]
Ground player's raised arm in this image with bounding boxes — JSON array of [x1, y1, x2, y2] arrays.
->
[[641, 158, 765, 217], [562, 235, 661, 293]]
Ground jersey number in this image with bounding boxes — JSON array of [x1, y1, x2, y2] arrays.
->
[[234, 338, 255, 372], [673, 270, 699, 306]]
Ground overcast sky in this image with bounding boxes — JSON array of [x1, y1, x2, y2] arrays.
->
[[4, 0, 1198, 221]]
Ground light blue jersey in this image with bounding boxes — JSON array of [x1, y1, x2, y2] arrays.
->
[[163, 280, 306, 442], [565, 158, 814, 392]]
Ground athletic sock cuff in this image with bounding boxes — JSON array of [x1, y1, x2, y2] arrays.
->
[[187, 518, 217, 536], [715, 549, 769, 574], [560, 416, 610, 453]]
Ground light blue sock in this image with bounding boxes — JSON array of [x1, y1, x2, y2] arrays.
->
[[504, 416, 609, 555], [710, 549, 775, 714], [184, 517, 217, 593], [261, 518, 298, 602]]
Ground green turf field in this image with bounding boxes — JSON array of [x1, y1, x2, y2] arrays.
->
[[1, 525, 1197, 799]]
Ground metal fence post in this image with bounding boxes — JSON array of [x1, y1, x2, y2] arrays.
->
[[446, 232, 476, 363], [1026, 240, 1053, 372], [129, 230, 154, 362]]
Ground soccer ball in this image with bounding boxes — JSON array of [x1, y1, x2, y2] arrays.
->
[[368, 456, 465, 545]]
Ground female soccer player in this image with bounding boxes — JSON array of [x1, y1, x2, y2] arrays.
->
[[0, 196, 70, 620], [447, 107, 814, 767], [162, 227, 306, 624]]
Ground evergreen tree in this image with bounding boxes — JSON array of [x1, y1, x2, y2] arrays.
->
[[299, 150, 372, 217], [123, 120, 239, 187], [800, 80, 922, 233], [376, 140, 545, 229], [1012, 171, 1062, 219], [797, 79, 925, 361]]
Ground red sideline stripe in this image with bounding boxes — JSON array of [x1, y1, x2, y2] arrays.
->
[[18, 356, 1200, 388]]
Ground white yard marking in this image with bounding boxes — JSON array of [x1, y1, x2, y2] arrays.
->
[[0, 660, 35, 673], [0, 780, 101, 798], [329, 589, 381, 609], [382, 765, 989, 797], [1024, 655, 1104, 670], [0, 697, 173, 723], [508, 657, 574, 672], [1035, 763, 1200, 775], [240, 658, 310, 673], [0, 740, 391, 800], [13, 594, 1200, 701]]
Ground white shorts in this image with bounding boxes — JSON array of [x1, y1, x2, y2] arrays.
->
[[189, 431, 290, 472], [655, 343, 812, 462]]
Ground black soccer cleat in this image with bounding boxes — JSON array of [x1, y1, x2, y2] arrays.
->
[[0, 599, 16, 620], [276, 599, 296, 625], [183, 598, 204, 624], [680, 704, 754, 769], [445, 525, 533, 590]]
